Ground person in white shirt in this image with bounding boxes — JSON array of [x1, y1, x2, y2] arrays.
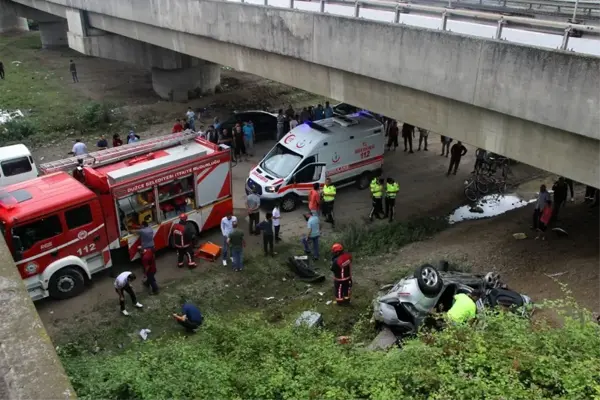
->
[[220, 211, 238, 266], [71, 139, 87, 156], [114, 271, 143, 316], [272, 204, 281, 242], [186, 107, 196, 131]]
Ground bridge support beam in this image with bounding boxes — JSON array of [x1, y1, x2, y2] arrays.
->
[[0, 0, 29, 33], [39, 20, 67, 48], [152, 61, 221, 102], [66, 8, 219, 101]]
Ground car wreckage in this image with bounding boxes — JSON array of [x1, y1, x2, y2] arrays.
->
[[373, 262, 533, 334]]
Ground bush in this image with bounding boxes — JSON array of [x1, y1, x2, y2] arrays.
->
[[76, 102, 120, 132], [0, 118, 38, 142], [61, 304, 600, 400], [328, 217, 448, 256]]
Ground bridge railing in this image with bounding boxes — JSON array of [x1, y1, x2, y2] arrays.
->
[[242, 0, 600, 50]]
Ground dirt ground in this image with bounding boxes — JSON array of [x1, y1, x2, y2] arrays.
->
[[4, 40, 597, 340]]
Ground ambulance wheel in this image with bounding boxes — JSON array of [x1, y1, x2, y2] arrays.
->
[[357, 172, 371, 190], [281, 194, 299, 212], [49, 267, 85, 300]]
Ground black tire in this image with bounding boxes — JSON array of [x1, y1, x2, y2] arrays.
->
[[413, 264, 443, 297], [49, 266, 86, 300], [281, 194, 298, 212], [357, 172, 372, 190]]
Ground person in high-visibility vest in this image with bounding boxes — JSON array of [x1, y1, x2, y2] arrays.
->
[[172, 214, 197, 269], [321, 178, 337, 226], [368, 177, 384, 221], [384, 177, 400, 222]]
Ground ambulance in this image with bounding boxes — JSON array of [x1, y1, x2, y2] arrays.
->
[[0, 132, 233, 300], [246, 113, 384, 211]]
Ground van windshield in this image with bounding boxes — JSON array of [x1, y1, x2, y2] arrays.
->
[[260, 143, 302, 178]]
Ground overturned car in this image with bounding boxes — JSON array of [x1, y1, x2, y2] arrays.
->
[[372, 262, 533, 334]]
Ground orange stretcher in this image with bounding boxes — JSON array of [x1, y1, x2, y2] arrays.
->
[[194, 241, 221, 262]]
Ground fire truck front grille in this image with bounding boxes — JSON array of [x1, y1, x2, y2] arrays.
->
[[246, 178, 262, 195]]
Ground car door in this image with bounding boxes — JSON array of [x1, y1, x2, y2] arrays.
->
[[62, 199, 109, 266], [289, 162, 327, 198]]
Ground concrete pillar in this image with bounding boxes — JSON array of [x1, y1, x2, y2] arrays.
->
[[0, 0, 29, 33], [152, 61, 221, 102], [39, 20, 68, 49]]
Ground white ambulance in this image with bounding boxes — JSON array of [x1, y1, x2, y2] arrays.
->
[[246, 113, 385, 211]]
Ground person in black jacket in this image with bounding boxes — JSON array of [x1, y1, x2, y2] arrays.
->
[[256, 213, 276, 256], [551, 177, 568, 223], [447, 141, 467, 176]]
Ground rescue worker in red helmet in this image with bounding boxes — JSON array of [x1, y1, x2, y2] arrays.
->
[[330, 243, 352, 304], [172, 214, 196, 269]]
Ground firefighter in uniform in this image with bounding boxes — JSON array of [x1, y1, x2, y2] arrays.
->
[[368, 177, 384, 221], [322, 178, 337, 226], [172, 214, 197, 269], [384, 177, 400, 222], [330, 243, 352, 304]]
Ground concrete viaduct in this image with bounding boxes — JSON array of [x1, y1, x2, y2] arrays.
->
[[1, 0, 598, 187]]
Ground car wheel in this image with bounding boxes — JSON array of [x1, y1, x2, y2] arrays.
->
[[414, 264, 443, 297], [357, 172, 371, 190], [281, 194, 298, 212], [49, 266, 85, 300]]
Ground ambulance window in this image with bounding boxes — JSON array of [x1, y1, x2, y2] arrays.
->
[[117, 187, 157, 231], [1, 157, 32, 177], [261, 143, 302, 178], [65, 204, 93, 230], [157, 175, 195, 221], [13, 215, 62, 251]]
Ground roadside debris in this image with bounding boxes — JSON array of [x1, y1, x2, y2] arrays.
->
[[139, 328, 151, 340], [263, 296, 275, 300], [512, 232, 527, 240], [295, 311, 323, 328], [545, 271, 567, 278]]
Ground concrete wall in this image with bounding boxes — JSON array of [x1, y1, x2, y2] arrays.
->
[[0, 238, 74, 399], [0, 0, 28, 32], [9, 0, 599, 141]]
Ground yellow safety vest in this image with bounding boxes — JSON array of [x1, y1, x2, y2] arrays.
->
[[323, 184, 336, 202], [370, 181, 383, 199], [447, 293, 477, 323], [386, 182, 399, 198]]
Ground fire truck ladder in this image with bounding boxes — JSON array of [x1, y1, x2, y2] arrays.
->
[[39, 131, 200, 174]]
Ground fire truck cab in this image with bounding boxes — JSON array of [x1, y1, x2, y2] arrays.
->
[[0, 133, 233, 301]]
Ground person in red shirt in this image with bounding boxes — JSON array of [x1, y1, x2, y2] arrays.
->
[[308, 182, 320, 213], [330, 243, 352, 305], [172, 119, 184, 133], [536, 199, 553, 241], [140, 248, 159, 294], [172, 214, 196, 268]]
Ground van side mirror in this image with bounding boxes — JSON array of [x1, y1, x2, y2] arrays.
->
[[12, 235, 23, 260]]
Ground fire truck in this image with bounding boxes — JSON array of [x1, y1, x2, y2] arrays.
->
[[0, 132, 233, 301]]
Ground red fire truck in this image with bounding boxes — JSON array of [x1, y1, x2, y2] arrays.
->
[[0, 132, 233, 300]]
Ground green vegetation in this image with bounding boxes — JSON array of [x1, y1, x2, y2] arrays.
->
[[0, 33, 137, 144], [53, 217, 600, 399], [62, 304, 600, 400]]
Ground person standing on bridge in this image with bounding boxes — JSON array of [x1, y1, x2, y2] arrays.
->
[[69, 60, 79, 83], [447, 141, 467, 176], [402, 123, 414, 153]]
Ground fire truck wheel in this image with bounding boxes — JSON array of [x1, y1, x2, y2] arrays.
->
[[281, 194, 299, 212], [49, 267, 85, 300]]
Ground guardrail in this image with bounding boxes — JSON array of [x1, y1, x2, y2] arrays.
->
[[249, 0, 600, 50], [419, 0, 600, 19]]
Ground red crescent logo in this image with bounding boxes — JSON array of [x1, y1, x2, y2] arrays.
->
[[296, 140, 306, 149], [284, 134, 295, 144], [332, 153, 340, 163]]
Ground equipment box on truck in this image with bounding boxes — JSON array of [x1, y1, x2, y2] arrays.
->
[[0, 133, 233, 301], [246, 113, 384, 211]]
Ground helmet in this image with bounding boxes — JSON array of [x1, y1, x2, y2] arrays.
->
[[179, 213, 188, 221], [331, 243, 343, 253]]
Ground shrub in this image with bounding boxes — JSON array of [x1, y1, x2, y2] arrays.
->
[[61, 303, 600, 400], [0, 118, 38, 142], [327, 217, 448, 256], [76, 102, 120, 132]]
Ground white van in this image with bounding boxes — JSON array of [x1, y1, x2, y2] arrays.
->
[[246, 113, 384, 211], [0, 144, 39, 187]]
